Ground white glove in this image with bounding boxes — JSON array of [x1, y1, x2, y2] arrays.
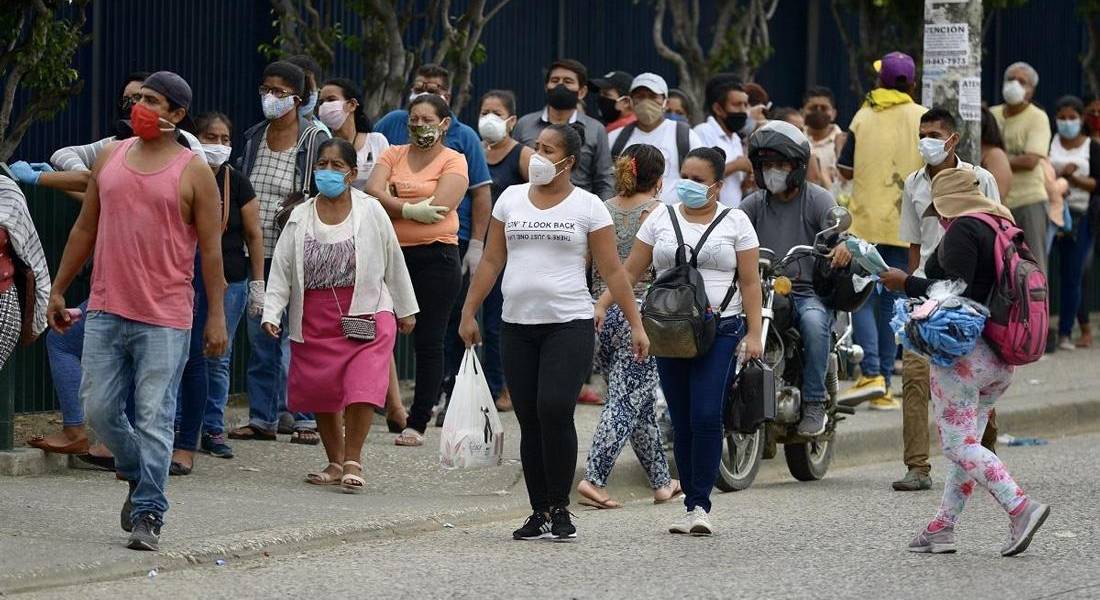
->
[[401, 197, 449, 224], [462, 239, 484, 276], [248, 280, 265, 318]]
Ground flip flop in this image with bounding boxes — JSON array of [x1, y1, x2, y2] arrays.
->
[[290, 429, 320, 446], [169, 461, 193, 476], [653, 481, 684, 504], [27, 435, 90, 455], [227, 425, 277, 441], [394, 428, 424, 447], [74, 453, 116, 472], [577, 480, 622, 510]]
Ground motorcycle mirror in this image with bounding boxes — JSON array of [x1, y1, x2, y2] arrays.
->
[[823, 206, 852, 234]]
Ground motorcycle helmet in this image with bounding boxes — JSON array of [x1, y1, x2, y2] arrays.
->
[[746, 120, 811, 192], [813, 247, 874, 313]]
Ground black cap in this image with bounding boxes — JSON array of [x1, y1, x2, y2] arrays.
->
[[591, 71, 634, 95], [143, 71, 192, 110]]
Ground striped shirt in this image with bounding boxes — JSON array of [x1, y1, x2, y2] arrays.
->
[[0, 176, 51, 336]]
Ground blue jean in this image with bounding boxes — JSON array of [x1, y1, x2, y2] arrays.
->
[[204, 279, 249, 435], [246, 258, 314, 432], [655, 316, 745, 513], [82, 312, 190, 523], [1054, 211, 1094, 337], [852, 244, 908, 385], [46, 299, 135, 427], [793, 294, 834, 404], [174, 256, 209, 450]]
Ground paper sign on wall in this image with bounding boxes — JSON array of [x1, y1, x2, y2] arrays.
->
[[924, 23, 970, 68], [959, 77, 982, 122]]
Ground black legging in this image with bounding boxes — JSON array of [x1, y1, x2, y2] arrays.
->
[[402, 243, 462, 433], [501, 319, 594, 512]]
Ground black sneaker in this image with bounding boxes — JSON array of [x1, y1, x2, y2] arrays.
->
[[796, 403, 828, 437], [550, 507, 577, 541], [512, 511, 552, 541], [127, 513, 162, 551], [200, 432, 234, 459], [121, 480, 137, 532]]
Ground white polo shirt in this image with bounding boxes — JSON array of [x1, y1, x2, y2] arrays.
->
[[609, 119, 702, 204], [899, 159, 1001, 276], [693, 116, 746, 208]]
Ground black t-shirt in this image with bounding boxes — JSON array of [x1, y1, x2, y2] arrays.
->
[[216, 165, 257, 282], [905, 216, 997, 303]]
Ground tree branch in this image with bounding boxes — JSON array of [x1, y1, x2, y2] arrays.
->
[[830, 0, 865, 99], [708, 0, 737, 59], [652, 0, 689, 74]]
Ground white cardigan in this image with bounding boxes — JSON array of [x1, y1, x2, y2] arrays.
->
[[262, 188, 419, 342]]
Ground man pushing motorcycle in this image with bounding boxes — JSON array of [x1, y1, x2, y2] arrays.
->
[[739, 120, 854, 437]]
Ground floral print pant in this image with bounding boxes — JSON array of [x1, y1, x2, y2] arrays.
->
[[584, 305, 672, 489], [930, 340, 1027, 526]]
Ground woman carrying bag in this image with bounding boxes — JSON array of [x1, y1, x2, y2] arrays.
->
[[263, 138, 418, 492]]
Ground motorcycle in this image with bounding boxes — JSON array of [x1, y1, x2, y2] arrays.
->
[[715, 206, 867, 492]]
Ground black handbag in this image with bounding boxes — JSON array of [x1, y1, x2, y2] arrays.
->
[[724, 358, 776, 434]]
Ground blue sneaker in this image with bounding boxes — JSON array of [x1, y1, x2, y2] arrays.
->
[[200, 432, 234, 459]]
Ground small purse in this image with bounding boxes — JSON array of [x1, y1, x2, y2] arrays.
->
[[331, 287, 376, 342]]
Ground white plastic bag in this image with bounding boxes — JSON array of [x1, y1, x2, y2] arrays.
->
[[440, 349, 505, 469]]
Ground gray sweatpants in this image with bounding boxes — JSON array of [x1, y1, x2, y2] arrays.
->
[[1010, 201, 1049, 273]]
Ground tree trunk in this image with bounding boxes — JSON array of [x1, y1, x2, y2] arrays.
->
[[922, 0, 982, 164]]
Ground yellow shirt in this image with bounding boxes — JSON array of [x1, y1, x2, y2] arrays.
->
[[847, 95, 926, 247], [991, 103, 1051, 209]]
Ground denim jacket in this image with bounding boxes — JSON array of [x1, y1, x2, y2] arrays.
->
[[236, 116, 329, 197]]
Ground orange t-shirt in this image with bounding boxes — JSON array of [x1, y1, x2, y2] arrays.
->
[[378, 145, 469, 247]]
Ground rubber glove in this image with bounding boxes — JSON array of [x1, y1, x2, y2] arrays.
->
[[9, 161, 41, 185], [462, 239, 484, 276], [401, 197, 449, 224], [248, 280, 265, 318]]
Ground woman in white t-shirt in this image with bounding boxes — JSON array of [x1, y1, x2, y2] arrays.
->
[[460, 123, 648, 542], [1049, 95, 1099, 350], [598, 146, 763, 536]]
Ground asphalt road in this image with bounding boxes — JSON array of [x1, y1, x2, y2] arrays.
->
[[19, 431, 1099, 600]]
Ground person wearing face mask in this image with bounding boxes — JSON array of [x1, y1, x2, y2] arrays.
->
[[46, 71, 229, 552], [316, 78, 389, 191], [893, 108, 1002, 493], [802, 86, 849, 194], [613, 145, 762, 535], [990, 61, 1052, 273], [373, 64, 493, 428], [230, 60, 330, 446], [667, 89, 697, 126], [284, 54, 330, 136], [512, 59, 615, 200], [610, 73, 703, 205], [741, 121, 853, 437], [475, 89, 534, 412], [692, 76, 753, 208], [264, 138, 418, 492], [836, 51, 926, 410], [1048, 95, 1100, 351], [167, 112, 265, 468], [590, 70, 636, 133], [744, 82, 772, 133], [460, 122, 648, 541], [367, 94, 470, 447]]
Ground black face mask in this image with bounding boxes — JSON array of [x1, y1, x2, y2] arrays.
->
[[722, 111, 748, 134], [597, 96, 621, 124], [547, 84, 580, 111], [805, 110, 831, 130]]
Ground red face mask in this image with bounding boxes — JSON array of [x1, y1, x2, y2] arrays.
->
[[130, 102, 169, 141], [1086, 115, 1100, 136]]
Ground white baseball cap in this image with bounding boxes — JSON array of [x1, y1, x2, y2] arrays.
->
[[630, 73, 668, 96]]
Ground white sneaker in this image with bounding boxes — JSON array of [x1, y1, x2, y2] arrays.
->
[[668, 509, 694, 534], [689, 507, 715, 536]]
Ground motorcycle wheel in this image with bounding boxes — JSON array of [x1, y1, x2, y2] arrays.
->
[[783, 435, 834, 481], [715, 427, 764, 492]]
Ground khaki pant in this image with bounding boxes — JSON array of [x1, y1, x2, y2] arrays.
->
[[901, 351, 998, 474]]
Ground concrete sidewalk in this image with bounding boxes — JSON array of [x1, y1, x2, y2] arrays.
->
[[2, 346, 1099, 595]]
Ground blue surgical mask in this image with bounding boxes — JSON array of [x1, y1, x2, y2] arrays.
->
[[676, 179, 715, 208], [299, 90, 319, 117], [315, 169, 349, 198], [1057, 118, 1082, 140]]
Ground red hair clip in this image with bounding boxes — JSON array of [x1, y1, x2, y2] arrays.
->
[[630, 156, 638, 177]]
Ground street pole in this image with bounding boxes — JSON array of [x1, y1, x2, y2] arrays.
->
[[922, 0, 983, 165]]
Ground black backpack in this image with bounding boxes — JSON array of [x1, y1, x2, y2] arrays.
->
[[641, 205, 736, 358], [611, 120, 691, 166]]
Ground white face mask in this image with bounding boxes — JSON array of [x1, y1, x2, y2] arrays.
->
[[918, 137, 951, 166], [528, 153, 568, 186], [201, 143, 232, 167], [478, 113, 509, 144], [1003, 80, 1027, 106], [762, 168, 789, 195], [318, 100, 350, 130]]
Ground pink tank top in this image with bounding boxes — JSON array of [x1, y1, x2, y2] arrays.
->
[[89, 137, 198, 329]]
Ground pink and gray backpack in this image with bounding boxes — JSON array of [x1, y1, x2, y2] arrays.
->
[[961, 213, 1049, 365]]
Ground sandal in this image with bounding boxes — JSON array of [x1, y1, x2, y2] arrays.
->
[[577, 480, 622, 510], [290, 429, 321, 446], [340, 461, 366, 494], [653, 480, 684, 504], [305, 462, 343, 486], [73, 453, 116, 471], [394, 428, 424, 447], [228, 425, 277, 441]]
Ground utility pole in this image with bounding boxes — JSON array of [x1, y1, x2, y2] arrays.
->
[[922, 0, 982, 164]]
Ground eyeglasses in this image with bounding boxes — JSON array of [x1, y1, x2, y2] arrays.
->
[[259, 86, 295, 99]]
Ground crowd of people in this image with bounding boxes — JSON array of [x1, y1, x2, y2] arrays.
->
[[0, 49, 1071, 555]]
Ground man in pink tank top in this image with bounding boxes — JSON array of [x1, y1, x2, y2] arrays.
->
[[46, 71, 228, 552]]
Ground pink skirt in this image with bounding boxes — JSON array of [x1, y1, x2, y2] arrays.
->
[[288, 287, 396, 413]]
